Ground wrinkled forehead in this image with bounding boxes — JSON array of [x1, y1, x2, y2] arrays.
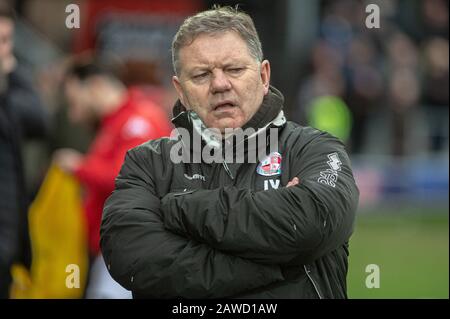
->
[[178, 31, 255, 72]]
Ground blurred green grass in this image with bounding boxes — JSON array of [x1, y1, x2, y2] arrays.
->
[[348, 208, 449, 298]]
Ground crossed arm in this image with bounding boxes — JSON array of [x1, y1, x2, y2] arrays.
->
[[161, 134, 358, 266], [101, 134, 358, 298], [101, 145, 284, 298]]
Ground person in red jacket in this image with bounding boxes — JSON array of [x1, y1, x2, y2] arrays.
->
[[54, 59, 172, 298]]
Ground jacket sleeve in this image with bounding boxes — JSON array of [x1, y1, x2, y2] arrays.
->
[[100, 145, 284, 298], [161, 131, 359, 265]]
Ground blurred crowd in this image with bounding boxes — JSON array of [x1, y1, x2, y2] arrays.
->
[[295, 0, 449, 156], [1, 0, 179, 298]]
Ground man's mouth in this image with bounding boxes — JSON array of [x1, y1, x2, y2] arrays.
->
[[213, 101, 237, 112]]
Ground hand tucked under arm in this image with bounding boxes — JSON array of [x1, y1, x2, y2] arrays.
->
[[161, 135, 358, 266]]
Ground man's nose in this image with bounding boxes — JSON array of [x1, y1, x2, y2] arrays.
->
[[210, 70, 231, 93]]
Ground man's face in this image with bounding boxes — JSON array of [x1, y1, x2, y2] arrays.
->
[[173, 31, 270, 132], [0, 17, 14, 66], [64, 77, 96, 125]]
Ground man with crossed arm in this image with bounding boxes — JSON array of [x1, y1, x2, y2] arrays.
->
[[101, 6, 358, 299]]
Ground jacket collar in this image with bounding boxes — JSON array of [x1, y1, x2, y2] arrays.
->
[[171, 85, 285, 132], [170, 86, 286, 157]]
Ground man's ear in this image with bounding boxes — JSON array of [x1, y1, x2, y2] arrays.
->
[[260, 60, 271, 95], [172, 75, 187, 107]]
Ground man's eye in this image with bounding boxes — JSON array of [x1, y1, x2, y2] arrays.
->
[[193, 73, 208, 79], [228, 68, 244, 74]]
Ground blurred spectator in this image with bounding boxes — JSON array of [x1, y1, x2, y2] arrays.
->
[[421, 0, 449, 39], [345, 34, 383, 153], [0, 3, 48, 298], [422, 37, 449, 152], [386, 31, 420, 156], [294, 40, 346, 126], [53, 57, 172, 298]]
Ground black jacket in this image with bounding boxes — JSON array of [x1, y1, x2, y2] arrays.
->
[[101, 87, 359, 299], [0, 68, 48, 297]]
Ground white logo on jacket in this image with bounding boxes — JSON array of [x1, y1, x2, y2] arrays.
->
[[327, 153, 342, 171], [264, 179, 280, 190], [184, 173, 206, 182], [318, 152, 342, 187]]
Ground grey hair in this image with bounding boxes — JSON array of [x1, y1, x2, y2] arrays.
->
[[171, 5, 263, 75]]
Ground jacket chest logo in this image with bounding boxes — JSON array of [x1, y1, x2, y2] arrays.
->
[[256, 152, 282, 176], [264, 179, 280, 190], [184, 173, 206, 182]]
